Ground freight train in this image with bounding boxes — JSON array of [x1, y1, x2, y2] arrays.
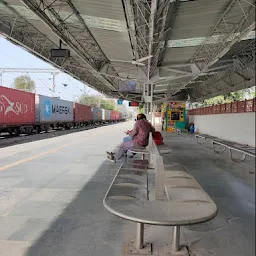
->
[[0, 86, 125, 135]]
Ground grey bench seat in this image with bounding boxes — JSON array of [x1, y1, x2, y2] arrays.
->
[[195, 134, 218, 147], [104, 198, 217, 226], [212, 139, 255, 161], [104, 160, 217, 255], [104, 134, 217, 255], [174, 128, 188, 135]]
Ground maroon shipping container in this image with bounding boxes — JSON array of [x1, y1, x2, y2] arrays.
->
[[73, 103, 92, 122], [110, 110, 116, 120], [0, 86, 35, 126], [110, 110, 120, 120]]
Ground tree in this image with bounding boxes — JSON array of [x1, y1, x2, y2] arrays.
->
[[138, 104, 144, 113], [79, 93, 99, 106], [201, 89, 247, 107], [100, 98, 115, 110], [79, 93, 115, 110], [14, 75, 35, 92]]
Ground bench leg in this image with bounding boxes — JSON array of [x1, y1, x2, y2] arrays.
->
[[172, 226, 180, 252], [136, 223, 144, 249], [127, 223, 152, 254], [141, 154, 145, 160], [213, 142, 226, 153], [229, 148, 247, 162]]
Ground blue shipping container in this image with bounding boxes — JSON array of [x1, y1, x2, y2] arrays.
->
[[92, 107, 102, 121]]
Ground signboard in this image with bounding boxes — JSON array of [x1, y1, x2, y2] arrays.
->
[[119, 81, 136, 92], [128, 101, 139, 107], [168, 102, 185, 109], [117, 99, 123, 105]]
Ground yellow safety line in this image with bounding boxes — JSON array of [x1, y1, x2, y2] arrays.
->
[[0, 143, 73, 172]]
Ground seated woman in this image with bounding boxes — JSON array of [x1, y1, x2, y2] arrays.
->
[[106, 114, 155, 162], [122, 119, 137, 143]]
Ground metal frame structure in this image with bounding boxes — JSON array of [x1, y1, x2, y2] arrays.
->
[[0, 0, 255, 103], [0, 67, 60, 92], [189, 39, 255, 101], [130, 0, 175, 79], [0, 1, 117, 96], [172, 0, 255, 96], [19, 0, 125, 94]]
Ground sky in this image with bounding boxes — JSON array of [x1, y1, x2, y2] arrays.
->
[[0, 36, 129, 110]]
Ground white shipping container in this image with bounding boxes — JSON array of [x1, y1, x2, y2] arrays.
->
[[35, 95, 73, 123], [102, 109, 110, 121]]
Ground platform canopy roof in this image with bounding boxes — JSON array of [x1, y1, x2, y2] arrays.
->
[[0, 0, 255, 102]]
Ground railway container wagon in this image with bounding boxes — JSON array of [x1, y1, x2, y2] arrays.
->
[[102, 109, 111, 123], [73, 103, 93, 126], [117, 112, 122, 121], [110, 110, 116, 121], [110, 110, 120, 121], [35, 95, 73, 131], [0, 87, 35, 135], [92, 107, 102, 124], [121, 112, 126, 121]]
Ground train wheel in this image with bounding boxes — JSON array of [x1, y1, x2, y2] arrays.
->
[[14, 128, 21, 136], [36, 127, 41, 134], [26, 127, 33, 135], [7, 128, 13, 135]]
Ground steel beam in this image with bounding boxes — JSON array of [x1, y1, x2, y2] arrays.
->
[[188, 0, 255, 79], [189, 41, 255, 101], [0, 68, 59, 74], [157, 0, 255, 100], [20, 0, 124, 93], [130, 0, 174, 79], [0, 1, 117, 96]]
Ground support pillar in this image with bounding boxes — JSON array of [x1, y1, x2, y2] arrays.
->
[[143, 84, 153, 122]]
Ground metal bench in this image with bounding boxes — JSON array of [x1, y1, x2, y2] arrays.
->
[[175, 128, 188, 136], [164, 163, 217, 252], [195, 134, 218, 148], [104, 138, 217, 255], [212, 139, 256, 162], [128, 133, 172, 161], [127, 133, 154, 161]]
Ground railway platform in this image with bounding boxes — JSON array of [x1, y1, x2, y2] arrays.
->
[[0, 122, 254, 256]]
